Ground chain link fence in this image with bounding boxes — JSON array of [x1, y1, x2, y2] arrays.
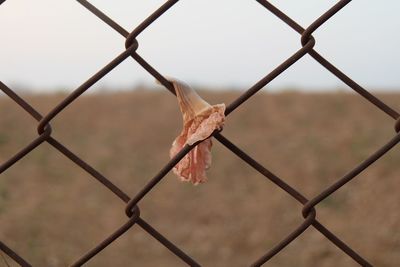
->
[[1, 0, 399, 266]]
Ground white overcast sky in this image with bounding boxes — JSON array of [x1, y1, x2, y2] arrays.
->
[[0, 0, 400, 92]]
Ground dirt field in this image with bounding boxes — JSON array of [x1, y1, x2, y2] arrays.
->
[[0, 90, 399, 266]]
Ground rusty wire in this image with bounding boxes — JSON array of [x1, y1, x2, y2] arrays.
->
[[1, 0, 399, 266]]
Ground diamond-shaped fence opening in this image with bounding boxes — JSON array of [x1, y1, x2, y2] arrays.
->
[[1, 0, 400, 266]]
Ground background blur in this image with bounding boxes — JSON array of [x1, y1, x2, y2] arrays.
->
[[1, 0, 400, 266], [1, 0, 400, 92]]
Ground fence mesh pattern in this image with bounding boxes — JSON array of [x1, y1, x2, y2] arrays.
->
[[1, 0, 400, 266]]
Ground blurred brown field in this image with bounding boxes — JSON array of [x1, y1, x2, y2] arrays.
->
[[0, 89, 399, 267]]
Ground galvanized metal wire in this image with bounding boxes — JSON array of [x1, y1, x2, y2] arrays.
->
[[1, 0, 399, 266]]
